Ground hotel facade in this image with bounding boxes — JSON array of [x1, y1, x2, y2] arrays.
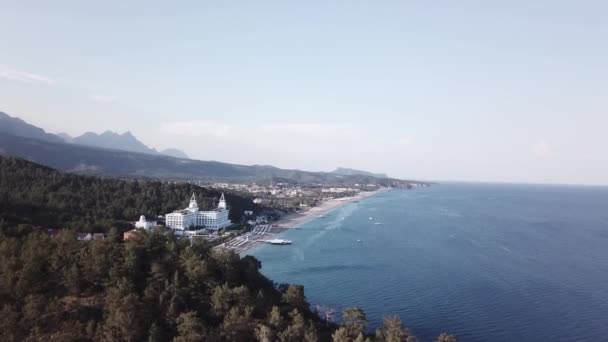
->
[[165, 193, 232, 231]]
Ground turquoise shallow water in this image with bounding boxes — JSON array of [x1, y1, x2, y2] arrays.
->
[[249, 183, 608, 341]]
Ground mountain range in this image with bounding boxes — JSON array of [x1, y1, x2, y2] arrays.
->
[[0, 111, 188, 158], [58, 130, 189, 158], [0, 110, 426, 187]]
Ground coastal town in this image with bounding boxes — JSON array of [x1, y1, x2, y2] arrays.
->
[[122, 183, 393, 254], [41, 178, 428, 251]]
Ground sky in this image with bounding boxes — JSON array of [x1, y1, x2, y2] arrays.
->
[[1, 1, 607, 185]]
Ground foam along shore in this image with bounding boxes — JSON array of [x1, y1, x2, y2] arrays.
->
[[216, 188, 390, 254]]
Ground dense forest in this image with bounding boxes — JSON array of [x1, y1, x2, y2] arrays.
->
[[0, 157, 456, 341], [0, 156, 257, 232]]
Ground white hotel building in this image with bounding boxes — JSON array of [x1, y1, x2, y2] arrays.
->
[[135, 215, 157, 230], [165, 193, 232, 231]]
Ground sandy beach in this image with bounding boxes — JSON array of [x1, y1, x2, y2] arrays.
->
[[216, 188, 389, 254]]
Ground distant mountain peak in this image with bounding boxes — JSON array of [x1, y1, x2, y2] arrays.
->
[[72, 130, 158, 155]]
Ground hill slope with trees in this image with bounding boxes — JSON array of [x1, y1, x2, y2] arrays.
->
[[0, 156, 255, 232], [0, 157, 455, 341]]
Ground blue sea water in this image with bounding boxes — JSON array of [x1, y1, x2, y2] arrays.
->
[[249, 183, 608, 341]]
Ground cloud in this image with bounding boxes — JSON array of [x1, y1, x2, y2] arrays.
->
[[0, 64, 54, 85], [161, 121, 233, 138], [91, 94, 116, 103], [533, 140, 552, 158]]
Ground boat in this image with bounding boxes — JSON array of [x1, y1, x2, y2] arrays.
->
[[265, 239, 292, 245], [374, 222, 382, 225], [369, 217, 373, 220]]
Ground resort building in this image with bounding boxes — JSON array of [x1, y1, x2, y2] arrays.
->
[[135, 215, 157, 230], [165, 193, 231, 231]]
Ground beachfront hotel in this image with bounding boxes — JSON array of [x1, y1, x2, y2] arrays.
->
[[165, 193, 231, 231]]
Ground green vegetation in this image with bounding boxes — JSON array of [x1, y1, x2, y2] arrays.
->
[[0, 157, 455, 341], [0, 156, 256, 232], [0, 226, 325, 341]]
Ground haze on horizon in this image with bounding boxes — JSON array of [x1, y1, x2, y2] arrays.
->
[[1, 1, 607, 185]]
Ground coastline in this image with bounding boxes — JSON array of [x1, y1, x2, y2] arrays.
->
[[216, 187, 390, 255]]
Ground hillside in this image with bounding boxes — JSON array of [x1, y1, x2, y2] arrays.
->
[[0, 211, 331, 340], [0, 156, 452, 341], [0, 156, 256, 232], [0, 132, 425, 187]]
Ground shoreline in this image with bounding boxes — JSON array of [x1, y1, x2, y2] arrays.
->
[[215, 187, 391, 255]]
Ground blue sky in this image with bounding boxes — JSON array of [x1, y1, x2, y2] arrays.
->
[[1, 1, 607, 184]]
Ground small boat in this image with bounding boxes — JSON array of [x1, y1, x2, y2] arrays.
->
[[357, 239, 363, 242], [265, 239, 292, 245], [374, 222, 382, 225], [369, 217, 373, 220]]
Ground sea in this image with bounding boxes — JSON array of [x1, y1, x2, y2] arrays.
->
[[248, 183, 608, 341]]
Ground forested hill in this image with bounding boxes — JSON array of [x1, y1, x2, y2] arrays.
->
[[0, 216, 332, 341], [0, 156, 256, 232]]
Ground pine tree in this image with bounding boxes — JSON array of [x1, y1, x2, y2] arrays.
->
[[102, 278, 142, 341], [174, 312, 206, 342], [375, 315, 412, 342], [255, 324, 275, 342], [282, 284, 307, 310]]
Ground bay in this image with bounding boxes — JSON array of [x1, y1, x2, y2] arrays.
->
[[249, 183, 608, 341]]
